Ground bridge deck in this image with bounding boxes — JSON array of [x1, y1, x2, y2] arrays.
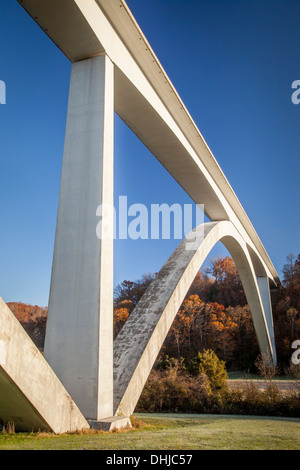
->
[[17, 0, 279, 284]]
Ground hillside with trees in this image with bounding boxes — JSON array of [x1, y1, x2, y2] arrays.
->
[[6, 253, 300, 417], [114, 254, 300, 372], [7, 253, 300, 372], [7, 302, 47, 351]]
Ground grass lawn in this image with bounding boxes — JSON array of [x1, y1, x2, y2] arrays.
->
[[0, 414, 299, 450]]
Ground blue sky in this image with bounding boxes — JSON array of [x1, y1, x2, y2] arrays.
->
[[0, 0, 299, 306]]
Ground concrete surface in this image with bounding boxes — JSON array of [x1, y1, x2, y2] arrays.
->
[[90, 416, 131, 432], [44, 54, 114, 422], [0, 298, 89, 433]]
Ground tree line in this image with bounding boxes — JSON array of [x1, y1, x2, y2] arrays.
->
[[6, 253, 300, 417], [114, 253, 300, 372], [7, 252, 300, 372]]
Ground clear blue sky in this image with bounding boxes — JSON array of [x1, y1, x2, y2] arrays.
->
[[0, 0, 299, 306]]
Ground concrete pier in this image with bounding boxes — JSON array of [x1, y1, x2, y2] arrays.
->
[[44, 54, 114, 422]]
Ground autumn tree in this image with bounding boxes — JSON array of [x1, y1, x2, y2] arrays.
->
[[114, 273, 155, 308], [113, 303, 131, 338], [225, 305, 259, 369], [187, 271, 214, 302], [282, 253, 300, 309], [272, 253, 300, 367], [205, 256, 246, 307], [7, 302, 48, 351], [167, 295, 205, 359], [163, 295, 248, 368]]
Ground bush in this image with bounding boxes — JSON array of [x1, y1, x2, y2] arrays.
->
[[255, 353, 278, 381], [189, 349, 228, 391], [136, 359, 211, 413], [224, 384, 300, 417], [136, 352, 300, 417]]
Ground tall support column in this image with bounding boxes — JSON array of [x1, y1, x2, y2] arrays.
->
[[44, 54, 114, 421]]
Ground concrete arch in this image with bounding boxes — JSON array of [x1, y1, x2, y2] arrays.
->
[[113, 221, 276, 417], [245, 243, 277, 360], [247, 243, 272, 280]]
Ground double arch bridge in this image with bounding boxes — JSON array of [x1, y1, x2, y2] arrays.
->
[[2, 0, 279, 430]]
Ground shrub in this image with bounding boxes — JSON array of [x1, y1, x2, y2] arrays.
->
[[255, 353, 278, 381], [137, 352, 300, 417], [189, 349, 228, 391], [137, 359, 211, 413]]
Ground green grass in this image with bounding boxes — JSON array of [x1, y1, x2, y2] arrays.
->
[[0, 414, 299, 450]]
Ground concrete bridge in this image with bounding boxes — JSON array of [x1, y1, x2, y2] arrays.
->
[[0, 0, 279, 432]]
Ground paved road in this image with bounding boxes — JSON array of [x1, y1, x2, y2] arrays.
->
[[228, 379, 300, 392]]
